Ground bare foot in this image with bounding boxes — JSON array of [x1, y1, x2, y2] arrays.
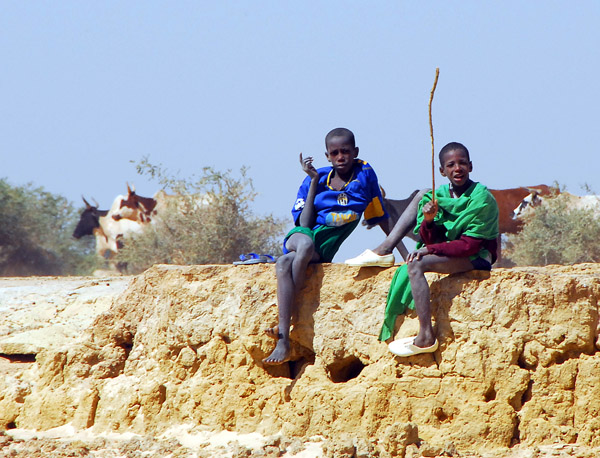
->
[[263, 339, 291, 365]]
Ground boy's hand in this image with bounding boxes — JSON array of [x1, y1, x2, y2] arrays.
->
[[422, 199, 438, 223], [407, 247, 429, 263], [299, 153, 318, 179]]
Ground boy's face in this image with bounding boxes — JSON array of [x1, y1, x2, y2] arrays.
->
[[325, 135, 359, 175], [439, 149, 472, 188]]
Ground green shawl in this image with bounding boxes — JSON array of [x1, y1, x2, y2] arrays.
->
[[378, 181, 499, 341]]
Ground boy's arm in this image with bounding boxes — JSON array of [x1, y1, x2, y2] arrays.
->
[[419, 199, 491, 258], [417, 200, 443, 244], [425, 235, 485, 258], [419, 219, 447, 245], [298, 175, 319, 228], [297, 153, 319, 228]]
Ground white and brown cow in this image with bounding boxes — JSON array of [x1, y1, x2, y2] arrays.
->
[[112, 185, 211, 224], [73, 196, 144, 264]]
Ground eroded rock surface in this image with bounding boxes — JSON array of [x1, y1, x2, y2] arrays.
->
[[1, 263, 599, 457]]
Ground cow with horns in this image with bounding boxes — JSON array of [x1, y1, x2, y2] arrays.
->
[[113, 184, 159, 223], [111, 184, 212, 224], [73, 195, 144, 267]]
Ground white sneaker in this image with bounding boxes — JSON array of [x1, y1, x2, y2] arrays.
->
[[344, 249, 395, 267]]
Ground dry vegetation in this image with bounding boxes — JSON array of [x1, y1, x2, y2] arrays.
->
[[0, 178, 96, 276], [505, 192, 600, 266], [115, 159, 286, 273]]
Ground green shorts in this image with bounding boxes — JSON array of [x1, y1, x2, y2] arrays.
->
[[283, 220, 360, 263]]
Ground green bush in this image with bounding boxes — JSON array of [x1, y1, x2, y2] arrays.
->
[[115, 159, 286, 273], [0, 179, 97, 276], [504, 193, 600, 266]]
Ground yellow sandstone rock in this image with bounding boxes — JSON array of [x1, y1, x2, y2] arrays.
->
[[1, 263, 599, 455]]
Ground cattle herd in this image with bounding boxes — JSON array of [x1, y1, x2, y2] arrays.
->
[[73, 184, 162, 266], [74, 183, 599, 269]]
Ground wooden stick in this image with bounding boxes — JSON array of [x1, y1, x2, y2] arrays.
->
[[429, 68, 439, 202]]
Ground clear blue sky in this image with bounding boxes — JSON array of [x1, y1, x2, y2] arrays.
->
[[2, 2, 599, 262]]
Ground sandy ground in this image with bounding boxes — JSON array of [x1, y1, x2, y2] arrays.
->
[[0, 425, 326, 458], [1, 427, 599, 458]]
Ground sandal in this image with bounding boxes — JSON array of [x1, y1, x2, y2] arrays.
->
[[233, 253, 277, 265]]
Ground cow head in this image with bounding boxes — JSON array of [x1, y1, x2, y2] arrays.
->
[[114, 183, 157, 223], [73, 197, 108, 239], [512, 189, 544, 220]]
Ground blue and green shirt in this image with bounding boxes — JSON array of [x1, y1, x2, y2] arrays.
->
[[291, 159, 388, 228]]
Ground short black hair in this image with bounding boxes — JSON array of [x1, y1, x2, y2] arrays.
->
[[439, 142, 470, 164], [325, 127, 355, 148]]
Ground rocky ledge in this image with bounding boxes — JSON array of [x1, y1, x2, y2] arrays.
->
[[1, 263, 599, 457]]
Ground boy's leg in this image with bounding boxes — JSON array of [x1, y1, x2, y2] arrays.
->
[[406, 254, 473, 348], [347, 190, 426, 265], [263, 233, 319, 365], [374, 190, 427, 260]]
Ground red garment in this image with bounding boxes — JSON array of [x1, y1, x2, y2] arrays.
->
[[419, 220, 498, 262]]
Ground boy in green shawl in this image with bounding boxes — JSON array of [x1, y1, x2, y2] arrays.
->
[[382, 142, 499, 357]]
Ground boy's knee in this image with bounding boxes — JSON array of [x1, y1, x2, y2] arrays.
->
[[295, 239, 316, 260], [276, 253, 294, 274], [407, 260, 424, 277]]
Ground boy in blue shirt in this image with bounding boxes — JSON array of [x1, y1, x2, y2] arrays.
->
[[263, 127, 389, 365]]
